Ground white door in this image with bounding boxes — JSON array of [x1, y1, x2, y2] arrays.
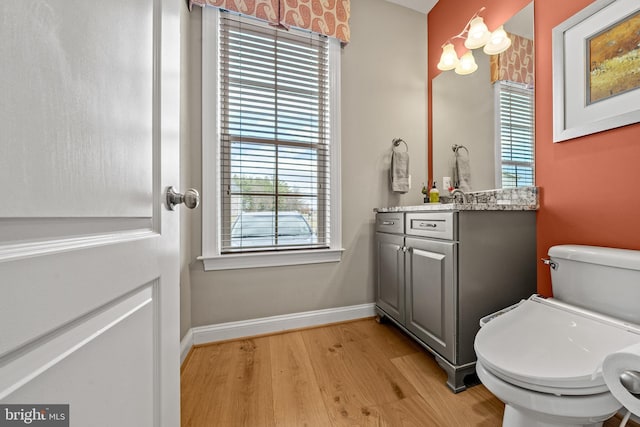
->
[[0, 0, 181, 426]]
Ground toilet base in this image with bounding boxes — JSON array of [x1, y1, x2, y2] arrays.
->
[[476, 361, 620, 427], [503, 405, 603, 427]]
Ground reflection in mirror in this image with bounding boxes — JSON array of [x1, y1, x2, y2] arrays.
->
[[433, 2, 534, 193]]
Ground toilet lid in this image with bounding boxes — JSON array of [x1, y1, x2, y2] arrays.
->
[[475, 297, 640, 395]]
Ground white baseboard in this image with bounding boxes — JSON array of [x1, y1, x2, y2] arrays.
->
[[180, 328, 193, 365], [180, 303, 375, 365]]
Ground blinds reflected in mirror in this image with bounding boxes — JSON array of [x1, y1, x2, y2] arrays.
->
[[496, 81, 534, 188]]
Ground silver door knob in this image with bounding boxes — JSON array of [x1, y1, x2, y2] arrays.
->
[[166, 186, 200, 210]]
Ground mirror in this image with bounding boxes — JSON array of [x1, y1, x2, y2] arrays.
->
[[432, 2, 534, 192]]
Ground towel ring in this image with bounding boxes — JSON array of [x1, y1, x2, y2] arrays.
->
[[452, 144, 468, 155], [392, 138, 408, 152]]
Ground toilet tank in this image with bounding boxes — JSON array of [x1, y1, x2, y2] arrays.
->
[[549, 245, 640, 325]]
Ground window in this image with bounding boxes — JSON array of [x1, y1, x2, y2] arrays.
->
[[494, 81, 535, 188], [200, 9, 342, 270]]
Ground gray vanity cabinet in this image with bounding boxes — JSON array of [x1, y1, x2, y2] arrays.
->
[[405, 237, 455, 364], [376, 232, 456, 364], [375, 209, 536, 393]]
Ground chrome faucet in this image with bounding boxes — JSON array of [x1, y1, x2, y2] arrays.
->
[[450, 188, 467, 203]]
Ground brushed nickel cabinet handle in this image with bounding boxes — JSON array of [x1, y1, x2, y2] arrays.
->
[[419, 222, 437, 228]]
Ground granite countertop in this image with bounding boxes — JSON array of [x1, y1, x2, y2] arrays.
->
[[375, 202, 537, 213], [374, 187, 539, 213]]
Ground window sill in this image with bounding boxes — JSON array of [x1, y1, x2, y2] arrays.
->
[[198, 248, 344, 271]]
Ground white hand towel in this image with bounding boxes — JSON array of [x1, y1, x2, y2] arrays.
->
[[391, 151, 410, 193]]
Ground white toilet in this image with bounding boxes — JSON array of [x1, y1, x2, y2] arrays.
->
[[474, 245, 640, 427]]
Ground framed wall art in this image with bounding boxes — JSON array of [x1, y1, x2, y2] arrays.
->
[[553, 0, 640, 142]]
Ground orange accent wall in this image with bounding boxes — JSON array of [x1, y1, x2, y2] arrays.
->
[[534, 0, 640, 296], [429, 0, 640, 296]]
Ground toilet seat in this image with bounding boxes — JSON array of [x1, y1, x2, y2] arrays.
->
[[475, 296, 640, 396]]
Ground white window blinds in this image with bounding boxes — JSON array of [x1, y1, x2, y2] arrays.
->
[[219, 12, 331, 253], [496, 81, 535, 188]]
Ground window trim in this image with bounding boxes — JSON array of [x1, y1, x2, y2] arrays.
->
[[198, 8, 342, 271]]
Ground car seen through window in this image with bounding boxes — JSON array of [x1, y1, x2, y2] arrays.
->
[[230, 212, 315, 248]]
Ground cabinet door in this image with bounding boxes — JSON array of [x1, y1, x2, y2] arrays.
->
[[375, 232, 405, 323], [405, 238, 456, 363]]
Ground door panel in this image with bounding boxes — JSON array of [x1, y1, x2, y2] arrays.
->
[[0, 241, 159, 357], [0, 0, 180, 425], [405, 237, 456, 363], [4, 292, 156, 427], [375, 232, 404, 323], [2, 286, 155, 402], [0, 0, 154, 218]]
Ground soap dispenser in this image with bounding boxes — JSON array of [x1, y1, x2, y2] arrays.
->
[[429, 181, 440, 203], [421, 183, 429, 203]]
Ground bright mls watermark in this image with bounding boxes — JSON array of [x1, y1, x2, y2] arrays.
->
[[0, 405, 68, 427]]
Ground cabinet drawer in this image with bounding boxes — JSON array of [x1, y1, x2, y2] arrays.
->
[[406, 212, 456, 240], [375, 213, 404, 234]]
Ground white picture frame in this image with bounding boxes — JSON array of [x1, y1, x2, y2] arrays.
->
[[552, 0, 640, 142]]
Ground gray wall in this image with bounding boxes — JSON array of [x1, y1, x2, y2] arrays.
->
[[180, 0, 428, 334]]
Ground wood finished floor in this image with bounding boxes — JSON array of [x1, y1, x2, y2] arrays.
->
[[181, 318, 630, 426]]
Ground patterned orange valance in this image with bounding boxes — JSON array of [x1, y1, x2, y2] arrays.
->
[[190, 0, 351, 43], [490, 33, 534, 86]]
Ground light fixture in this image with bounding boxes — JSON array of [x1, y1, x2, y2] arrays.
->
[[483, 25, 512, 55], [437, 43, 459, 71], [455, 51, 478, 75], [464, 17, 491, 50], [438, 8, 512, 76]]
